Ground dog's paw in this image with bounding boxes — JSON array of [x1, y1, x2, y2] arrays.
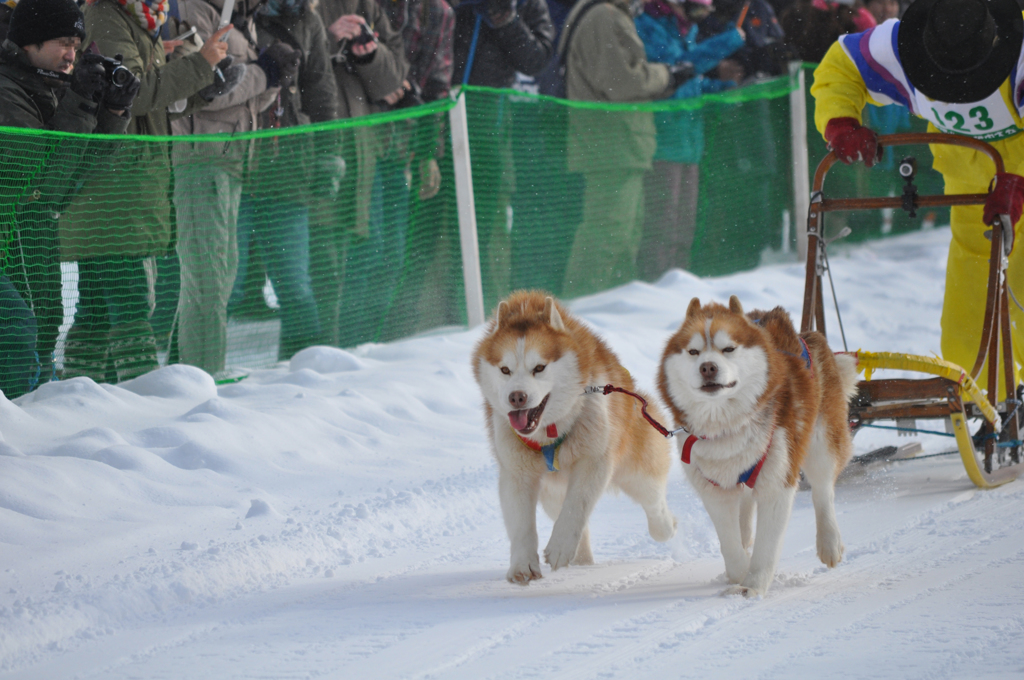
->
[[721, 584, 765, 599], [507, 559, 543, 585], [817, 532, 845, 568], [723, 554, 750, 584], [648, 511, 678, 543], [543, 531, 580, 571]]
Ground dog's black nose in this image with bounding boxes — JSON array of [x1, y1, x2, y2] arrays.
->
[[509, 391, 528, 408], [700, 362, 718, 381]]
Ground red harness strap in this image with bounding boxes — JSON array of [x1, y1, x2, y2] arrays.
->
[[585, 383, 773, 487]]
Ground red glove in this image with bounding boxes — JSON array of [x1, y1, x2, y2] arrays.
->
[[824, 117, 880, 168], [984, 172, 1024, 228]]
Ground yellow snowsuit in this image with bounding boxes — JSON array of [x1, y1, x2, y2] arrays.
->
[[812, 39, 1024, 394]]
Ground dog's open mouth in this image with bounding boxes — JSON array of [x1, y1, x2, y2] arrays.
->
[[700, 381, 737, 394], [508, 393, 549, 435]]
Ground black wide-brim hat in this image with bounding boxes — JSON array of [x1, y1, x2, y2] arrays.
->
[[899, 0, 1024, 103]]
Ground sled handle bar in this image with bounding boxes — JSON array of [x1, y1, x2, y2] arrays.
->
[[801, 133, 1014, 433], [808, 133, 1004, 228]]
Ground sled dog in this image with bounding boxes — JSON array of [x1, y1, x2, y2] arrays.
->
[[657, 296, 858, 597], [473, 291, 678, 584]]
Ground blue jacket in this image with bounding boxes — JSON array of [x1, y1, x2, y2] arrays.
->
[[635, 13, 743, 163]]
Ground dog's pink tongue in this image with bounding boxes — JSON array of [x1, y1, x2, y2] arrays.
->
[[508, 409, 530, 431]]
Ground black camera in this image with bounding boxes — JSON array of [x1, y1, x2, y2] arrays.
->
[[898, 156, 917, 180], [351, 22, 377, 47], [82, 51, 134, 90], [392, 80, 424, 109]]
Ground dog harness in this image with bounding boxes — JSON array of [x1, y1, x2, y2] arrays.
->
[[517, 423, 567, 471], [681, 424, 775, 489]]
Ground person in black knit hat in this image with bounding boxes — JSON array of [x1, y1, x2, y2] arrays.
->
[[7, 0, 87, 49], [0, 0, 140, 396]]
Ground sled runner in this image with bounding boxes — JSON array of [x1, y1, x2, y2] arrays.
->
[[801, 132, 1023, 489]]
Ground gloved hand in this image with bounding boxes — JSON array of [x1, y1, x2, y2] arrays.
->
[[419, 158, 441, 200], [70, 53, 108, 103], [984, 172, 1024, 230], [102, 66, 141, 112], [483, 0, 516, 27], [667, 61, 695, 89], [825, 117, 880, 167], [312, 155, 347, 198], [257, 42, 302, 89], [198, 57, 246, 102]]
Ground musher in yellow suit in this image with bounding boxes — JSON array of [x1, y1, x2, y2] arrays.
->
[[812, 0, 1024, 397]]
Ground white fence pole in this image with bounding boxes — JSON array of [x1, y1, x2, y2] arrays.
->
[[449, 88, 486, 328], [789, 62, 810, 262]]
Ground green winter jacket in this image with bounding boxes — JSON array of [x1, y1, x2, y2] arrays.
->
[[59, 0, 215, 261], [559, 0, 671, 173]]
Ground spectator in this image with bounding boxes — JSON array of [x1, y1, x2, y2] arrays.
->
[[372, 0, 455, 341], [635, 0, 744, 279], [864, 0, 897, 23], [0, 0, 139, 392], [232, 0, 341, 361], [316, 0, 407, 346], [504, 0, 580, 299], [58, 0, 227, 383], [452, 0, 555, 307], [0, 276, 36, 399], [702, 0, 790, 79], [780, 0, 858, 63], [383, 0, 454, 103], [452, 0, 555, 87], [559, 0, 693, 297], [0, 0, 14, 44], [171, 0, 277, 378]]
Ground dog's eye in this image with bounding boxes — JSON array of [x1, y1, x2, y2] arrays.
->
[[500, 367, 511, 375], [723, 347, 736, 353], [533, 364, 546, 374], [688, 349, 700, 356]]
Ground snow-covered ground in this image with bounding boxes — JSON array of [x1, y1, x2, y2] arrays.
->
[[2, 227, 1022, 679]]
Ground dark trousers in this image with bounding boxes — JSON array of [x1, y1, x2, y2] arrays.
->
[[74, 257, 150, 330], [0, 274, 39, 399]]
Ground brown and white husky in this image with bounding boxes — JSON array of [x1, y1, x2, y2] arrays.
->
[[473, 291, 677, 584], [657, 296, 858, 597]]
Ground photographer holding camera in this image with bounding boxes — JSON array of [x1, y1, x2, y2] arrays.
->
[[0, 0, 141, 394], [310, 0, 406, 346], [54, 0, 231, 383]]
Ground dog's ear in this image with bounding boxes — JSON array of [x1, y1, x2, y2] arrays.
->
[[544, 296, 566, 332], [494, 300, 510, 330], [686, 297, 701, 319], [729, 295, 744, 315]]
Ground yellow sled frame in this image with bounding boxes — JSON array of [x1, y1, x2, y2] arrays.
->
[[802, 133, 1022, 489]]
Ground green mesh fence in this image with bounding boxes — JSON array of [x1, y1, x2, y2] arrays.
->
[[0, 65, 949, 394]]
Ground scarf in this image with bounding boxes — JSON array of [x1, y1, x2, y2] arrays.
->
[[88, 0, 169, 36]]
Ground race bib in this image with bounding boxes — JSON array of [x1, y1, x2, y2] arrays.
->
[[914, 88, 1022, 141]]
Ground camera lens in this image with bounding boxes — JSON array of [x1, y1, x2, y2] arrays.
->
[[111, 66, 133, 88]]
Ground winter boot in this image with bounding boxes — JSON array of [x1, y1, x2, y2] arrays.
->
[[108, 320, 159, 383], [62, 326, 110, 383]]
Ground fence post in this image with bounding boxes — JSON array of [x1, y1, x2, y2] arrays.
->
[[449, 88, 486, 328], [789, 62, 810, 261]]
